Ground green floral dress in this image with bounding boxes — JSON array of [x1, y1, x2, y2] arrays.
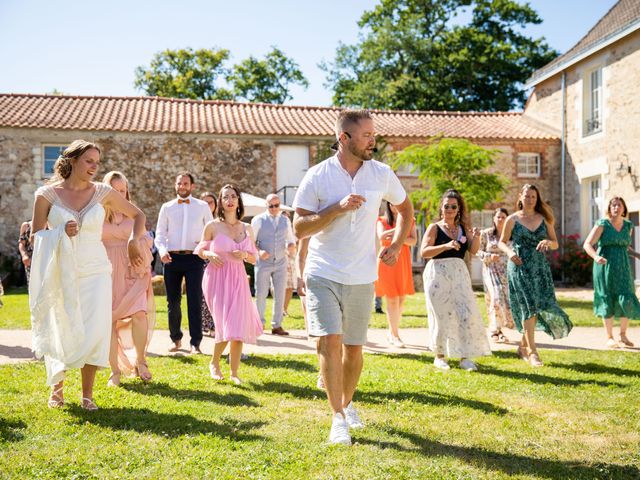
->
[[507, 221, 572, 339], [593, 218, 640, 319]]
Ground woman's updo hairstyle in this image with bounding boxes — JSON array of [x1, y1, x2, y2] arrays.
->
[[51, 140, 101, 182]]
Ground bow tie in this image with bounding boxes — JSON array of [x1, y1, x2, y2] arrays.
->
[[178, 199, 190, 205]]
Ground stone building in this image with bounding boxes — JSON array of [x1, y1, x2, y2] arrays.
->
[[0, 93, 558, 283], [523, 0, 640, 285]]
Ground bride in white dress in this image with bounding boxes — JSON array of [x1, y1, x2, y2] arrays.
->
[[30, 140, 146, 410]]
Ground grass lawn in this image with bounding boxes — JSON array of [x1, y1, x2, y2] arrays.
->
[[1, 287, 601, 330], [1, 350, 639, 479]]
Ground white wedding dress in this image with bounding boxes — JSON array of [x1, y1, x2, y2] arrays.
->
[[29, 183, 113, 386]]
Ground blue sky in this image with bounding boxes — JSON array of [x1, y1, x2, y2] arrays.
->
[[0, 0, 619, 107]]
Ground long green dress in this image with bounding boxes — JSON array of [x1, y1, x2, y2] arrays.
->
[[593, 218, 640, 319], [507, 221, 572, 339]]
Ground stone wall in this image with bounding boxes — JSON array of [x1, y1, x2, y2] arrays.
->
[[0, 128, 334, 259]]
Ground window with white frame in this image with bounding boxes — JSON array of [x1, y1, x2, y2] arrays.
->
[[516, 153, 541, 178], [43, 145, 66, 177], [588, 176, 602, 227], [584, 67, 603, 136]]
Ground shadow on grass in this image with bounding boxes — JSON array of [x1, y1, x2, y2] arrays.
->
[[121, 382, 259, 407], [243, 356, 316, 372], [258, 381, 507, 415], [0, 417, 26, 442], [67, 406, 267, 441], [153, 355, 198, 363], [548, 361, 640, 378], [358, 426, 639, 480], [478, 365, 626, 388]]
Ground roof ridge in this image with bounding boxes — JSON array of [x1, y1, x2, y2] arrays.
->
[[0, 93, 521, 116]]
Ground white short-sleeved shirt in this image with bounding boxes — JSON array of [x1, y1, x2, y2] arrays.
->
[[293, 155, 407, 285]]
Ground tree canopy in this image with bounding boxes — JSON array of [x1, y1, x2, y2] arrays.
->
[[134, 47, 308, 104], [391, 137, 507, 221], [322, 0, 558, 111]]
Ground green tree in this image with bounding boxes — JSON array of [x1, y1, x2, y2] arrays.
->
[[391, 137, 507, 221], [134, 47, 233, 100], [322, 0, 558, 111], [228, 47, 309, 103]]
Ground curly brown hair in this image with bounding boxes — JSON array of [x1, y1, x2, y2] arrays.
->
[[49, 140, 101, 183]]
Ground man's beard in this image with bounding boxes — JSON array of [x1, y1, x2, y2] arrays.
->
[[348, 143, 374, 161], [176, 189, 190, 198]]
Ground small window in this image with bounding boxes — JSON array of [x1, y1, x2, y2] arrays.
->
[[584, 67, 603, 136], [43, 145, 66, 177], [471, 210, 497, 230], [588, 177, 601, 227], [516, 153, 541, 178]]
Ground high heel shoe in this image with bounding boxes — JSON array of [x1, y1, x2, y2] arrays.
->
[[107, 371, 121, 387], [134, 361, 152, 383], [47, 386, 64, 408], [80, 397, 98, 411]]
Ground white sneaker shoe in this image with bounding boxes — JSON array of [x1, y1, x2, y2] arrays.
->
[[434, 357, 450, 370], [459, 358, 478, 371], [387, 335, 405, 348], [329, 412, 351, 445], [344, 402, 364, 429]]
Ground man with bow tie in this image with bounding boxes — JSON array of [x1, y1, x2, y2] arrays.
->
[[155, 172, 214, 354]]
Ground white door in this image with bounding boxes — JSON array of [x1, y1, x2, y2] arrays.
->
[[276, 145, 309, 206]]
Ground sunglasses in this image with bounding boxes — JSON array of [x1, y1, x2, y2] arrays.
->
[[443, 205, 458, 210], [268, 204, 280, 209]]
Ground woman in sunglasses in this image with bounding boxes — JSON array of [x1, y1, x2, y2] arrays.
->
[[421, 189, 491, 371]]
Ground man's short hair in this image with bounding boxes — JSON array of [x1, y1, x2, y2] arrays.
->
[[334, 110, 373, 138], [176, 171, 195, 184]]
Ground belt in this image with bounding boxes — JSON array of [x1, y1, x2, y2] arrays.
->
[[169, 250, 194, 255]]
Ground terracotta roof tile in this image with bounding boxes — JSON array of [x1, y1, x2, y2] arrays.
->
[[0, 93, 556, 140]]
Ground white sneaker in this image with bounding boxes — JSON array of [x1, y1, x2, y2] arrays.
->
[[387, 335, 405, 348], [344, 402, 364, 429], [329, 413, 351, 445], [459, 359, 478, 371], [434, 357, 450, 370]]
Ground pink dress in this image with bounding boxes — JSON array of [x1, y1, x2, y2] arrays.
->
[[102, 217, 155, 373], [195, 229, 263, 344]]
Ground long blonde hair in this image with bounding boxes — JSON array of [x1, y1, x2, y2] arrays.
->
[[516, 184, 555, 224], [48, 140, 101, 184], [102, 170, 130, 224]]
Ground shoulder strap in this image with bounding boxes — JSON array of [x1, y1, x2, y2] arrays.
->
[[94, 183, 113, 203], [35, 185, 57, 204]]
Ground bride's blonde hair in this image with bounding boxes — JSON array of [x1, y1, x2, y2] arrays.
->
[[102, 170, 131, 224]]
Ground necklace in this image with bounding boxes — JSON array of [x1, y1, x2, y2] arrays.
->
[[442, 221, 458, 239]]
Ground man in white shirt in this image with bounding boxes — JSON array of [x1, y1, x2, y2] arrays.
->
[[293, 110, 414, 445], [251, 194, 296, 335], [155, 172, 214, 354]]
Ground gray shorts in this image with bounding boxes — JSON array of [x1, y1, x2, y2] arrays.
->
[[305, 274, 374, 345]]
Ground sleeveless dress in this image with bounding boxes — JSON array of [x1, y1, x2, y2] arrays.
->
[[592, 218, 640, 319], [477, 228, 514, 331], [375, 217, 415, 297], [102, 217, 155, 373], [507, 221, 572, 339], [29, 183, 113, 386], [423, 224, 491, 358], [195, 227, 263, 344]]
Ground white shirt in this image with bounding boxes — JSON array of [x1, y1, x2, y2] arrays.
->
[[251, 212, 296, 246], [293, 155, 406, 285], [154, 195, 214, 256]]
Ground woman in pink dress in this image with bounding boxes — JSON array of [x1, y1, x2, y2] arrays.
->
[[195, 184, 262, 385], [102, 171, 155, 386]]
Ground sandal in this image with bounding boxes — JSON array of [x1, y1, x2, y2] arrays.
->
[[47, 386, 64, 408], [80, 397, 98, 411], [209, 363, 224, 381], [134, 361, 152, 383], [619, 333, 634, 347], [107, 371, 121, 387], [498, 333, 509, 343], [490, 332, 500, 343]]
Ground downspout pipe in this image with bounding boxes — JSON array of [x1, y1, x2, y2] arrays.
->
[[561, 71, 566, 247]]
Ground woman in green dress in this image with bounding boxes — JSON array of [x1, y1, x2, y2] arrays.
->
[[583, 197, 640, 349], [499, 184, 572, 367]]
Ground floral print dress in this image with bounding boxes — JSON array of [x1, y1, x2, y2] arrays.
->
[[478, 228, 514, 332], [507, 221, 572, 339]]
